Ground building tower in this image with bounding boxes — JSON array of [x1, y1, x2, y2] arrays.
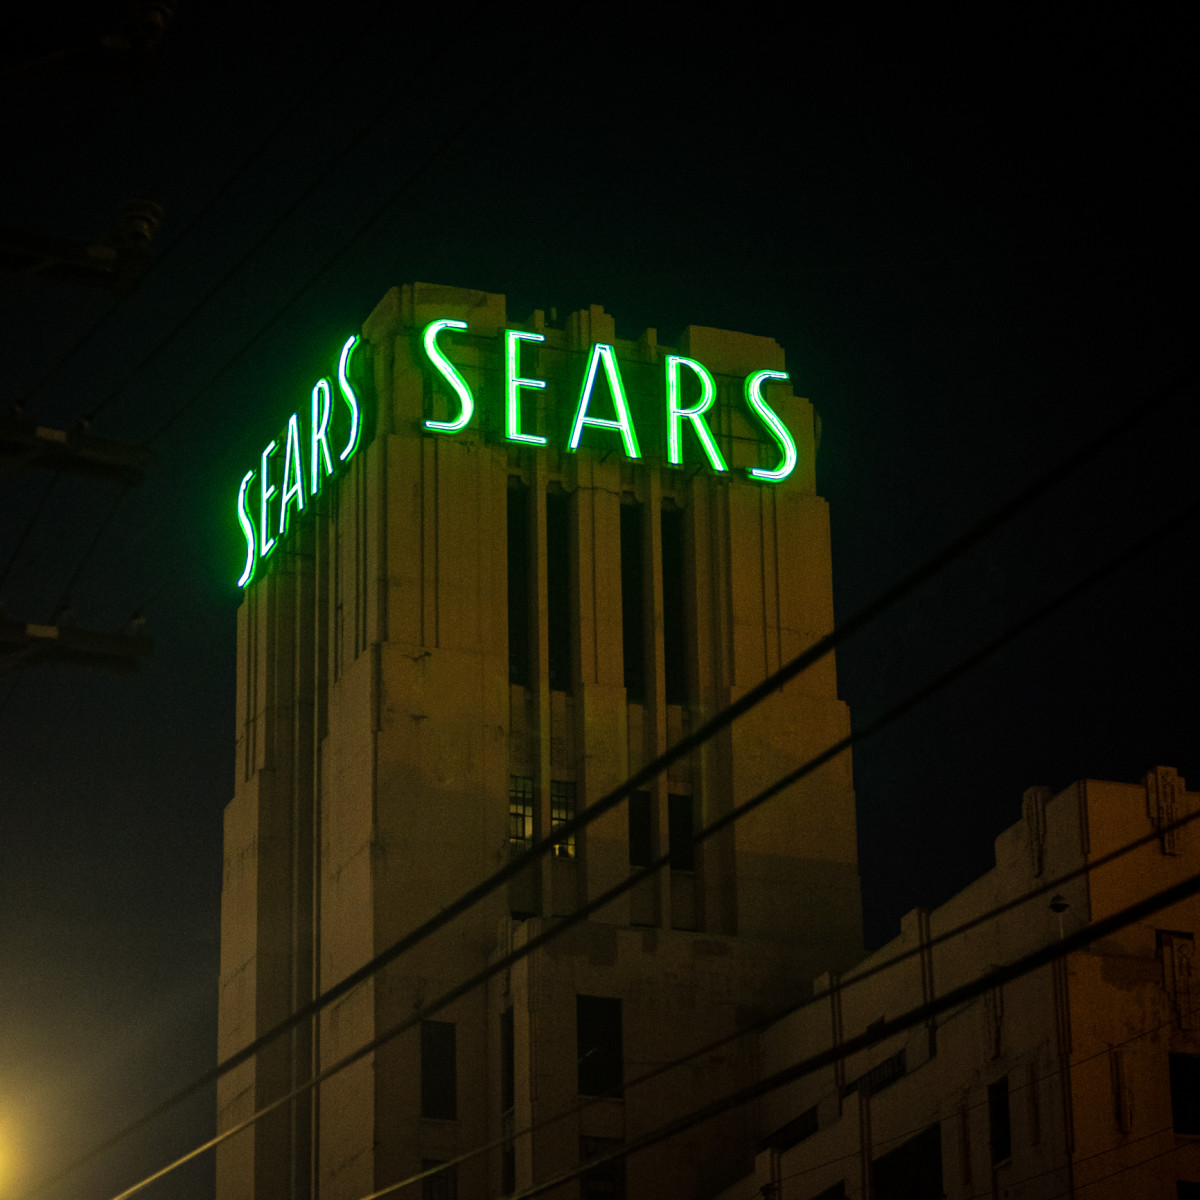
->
[[217, 283, 864, 1199]]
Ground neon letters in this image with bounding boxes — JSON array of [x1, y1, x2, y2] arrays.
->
[[236, 321, 801, 589], [420, 319, 798, 484], [236, 335, 361, 588]]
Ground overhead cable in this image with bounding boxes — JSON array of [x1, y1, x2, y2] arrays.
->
[[30, 359, 1194, 1194], [510, 865, 1200, 1197], [90, 497, 1199, 1200]]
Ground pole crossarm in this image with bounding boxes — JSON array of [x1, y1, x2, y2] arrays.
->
[[0, 617, 151, 672], [0, 415, 152, 483]]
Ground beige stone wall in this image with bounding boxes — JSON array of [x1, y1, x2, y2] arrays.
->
[[219, 282, 863, 1198], [723, 770, 1200, 1200]]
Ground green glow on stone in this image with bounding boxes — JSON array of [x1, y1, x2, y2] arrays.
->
[[665, 355, 727, 472], [567, 343, 641, 459], [236, 469, 257, 588], [505, 329, 547, 445], [337, 335, 362, 462], [279, 412, 307, 537], [259, 439, 278, 559], [311, 378, 334, 495], [422, 319, 473, 433], [744, 370, 797, 481]]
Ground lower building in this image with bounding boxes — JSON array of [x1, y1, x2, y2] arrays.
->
[[717, 767, 1200, 1200]]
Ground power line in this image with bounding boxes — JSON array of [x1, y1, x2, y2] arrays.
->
[[26, 356, 1195, 1192], [766, 997, 1200, 1200], [355, 807, 1200, 1198], [17, 22, 542, 609], [344, 504, 1200, 1200], [510, 866, 1200, 1198], [0, 1, 487, 593], [7, 0, 404, 419], [86, 498, 1199, 1200]]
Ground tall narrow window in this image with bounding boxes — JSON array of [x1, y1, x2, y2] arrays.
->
[[550, 780, 577, 857], [577, 994, 623, 1097], [872, 1125, 942, 1200], [421, 1021, 457, 1120], [507, 481, 531, 686], [668, 793, 695, 872], [660, 505, 686, 704], [546, 489, 571, 692], [501, 1005, 515, 1193], [619, 501, 645, 702], [508, 776, 534, 853], [988, 1077, 1011, 1163], [500, 1007, 515, 1114], [421, 1161, 457, 1200], [1170, 1053, 1200, 1134], [580, 1136, 626, 1200], [628, 791, 652, 868]]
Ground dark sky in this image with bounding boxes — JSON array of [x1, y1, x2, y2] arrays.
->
[[1, 6, 1195, 1198]]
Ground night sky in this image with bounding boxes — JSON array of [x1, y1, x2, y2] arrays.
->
[[1, 6, 1195, 1198]]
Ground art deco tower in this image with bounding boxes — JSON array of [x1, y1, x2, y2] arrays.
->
[[218, 282, 863, 1199]]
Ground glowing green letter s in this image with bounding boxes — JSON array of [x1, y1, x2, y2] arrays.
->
[[744, 370, 797, 482], [237, 469, 257, 588], [421, 319, 473, 433], [337, 335, 362, 462]]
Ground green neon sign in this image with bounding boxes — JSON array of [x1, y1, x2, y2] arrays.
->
[[235, 335, 363, 589], [419, 319, 797, 482], [568, 343, 642, 460]]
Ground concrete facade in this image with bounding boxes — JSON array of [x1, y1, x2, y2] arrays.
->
[[717, 768, 1200, 1200], [217, 283, 864, 1199]]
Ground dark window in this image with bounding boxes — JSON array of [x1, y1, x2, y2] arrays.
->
[[761, 1105, 818, 1153], [842, 1050, 906, 1100], [812, 1184, 846, 1200], [577, 994, 623, 1097], [546, 489, 571, 692], [500, 1006, 515, 1113], [619, 501, 645, 702], [1170, 1053, 1200, 1134], [580, 1135, 625, 1200], [660, 506, 686, 704], [628, 790, 652, 868], [509, 776, 534, 852], [507, 481, 531, 686], [421, 1160, 456, 1200], [988, 1077, 1011, 1164], [421, 1021, 456, 1120], [501, 1006, 515, 1194], [872, 1124, 942, 1200], [551, 780, 577, 857], [668, 793, 694, 872], [1177, 1184, 1200, 1200]]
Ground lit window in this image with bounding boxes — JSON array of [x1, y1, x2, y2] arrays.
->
[[551, 780, 577, 857], [509, 776, 534, 852]]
